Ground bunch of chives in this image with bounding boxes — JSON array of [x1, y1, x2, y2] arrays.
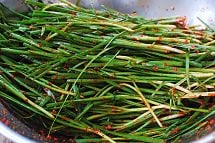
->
[[0, 0, 214, 142]]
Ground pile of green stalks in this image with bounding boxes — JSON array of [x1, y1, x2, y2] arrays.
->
[[0, 0, 215, 142]]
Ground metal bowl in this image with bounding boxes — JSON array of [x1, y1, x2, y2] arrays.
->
[[0, 0, 214, 143]]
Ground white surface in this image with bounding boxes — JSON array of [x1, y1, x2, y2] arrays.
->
[[191, 131, 215, 143], [0, 133, 13, 143], [0, 122, 36, 143]]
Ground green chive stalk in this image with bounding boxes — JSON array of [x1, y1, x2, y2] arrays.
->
[[0, 0, 214, 142]]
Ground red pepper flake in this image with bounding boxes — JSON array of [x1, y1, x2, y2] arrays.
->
[[132, 37, 139, 41], [179, 111, 186, 116], [44, 88, 49, 92], [53, 137, 58, 141], [1, 118, 7, 123], [190, 45, 195, 49], [152, 66, 159, 71], [1, 118, 10, 126], [208, 92, 215, 96], [172, 67, 178, 72], [198, 99, 204, 105], [209, 119, 215, 125], [194, 31, 204, 36], [64, 63, 70, 69], [94, 67, 101, 71], [93, 129, 100, 134], [176, 21, 187, 30], [92, 79, 98, 83], [111, 106, 117, 114], [24, 98, 29, 103], [184, 39, 190, 44], [105, 124, 112, 130], [156, 36, 162, 42], [176, 17, 186, 25], [48, 82, 53, 86], [46, 135, 52, 140], [51, 110, 57, 115], [149, 118, 154, 123], [171, 87, 176, 96], [70, 11, 77, 16], [53, 74, 58, 80], [206, 124, 212, 132], [37, 43, 42, 47], [170, 127, 180, 135], [4, 120, 10, 126], [2, 108, 7, 115], [10, 74, 15, 79]]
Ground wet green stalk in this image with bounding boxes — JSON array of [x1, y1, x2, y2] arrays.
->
[[0, 0, 214, 142]]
